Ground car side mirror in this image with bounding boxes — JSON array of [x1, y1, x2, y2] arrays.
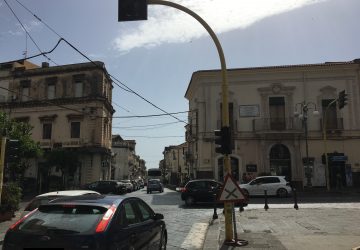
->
[[154, 213, 164, 220]]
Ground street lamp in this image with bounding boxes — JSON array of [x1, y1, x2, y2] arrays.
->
[[294, 102, 319, 187]]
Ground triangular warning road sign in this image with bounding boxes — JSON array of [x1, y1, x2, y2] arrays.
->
[[218, 174, 247, 202]]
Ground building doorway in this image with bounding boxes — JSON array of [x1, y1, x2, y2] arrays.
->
[[218, 157, 240, 182], [269, 144, 292, 180]]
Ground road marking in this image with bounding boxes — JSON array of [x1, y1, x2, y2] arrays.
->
[[180, 222, 208, 250]]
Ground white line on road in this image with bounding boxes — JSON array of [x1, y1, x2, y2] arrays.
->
[[180, 222, 209, 250]]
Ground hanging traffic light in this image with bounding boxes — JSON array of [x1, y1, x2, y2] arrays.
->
[[5, 139, 20, 163], [338, 90, 348, 109], [118, 0, 147, 22], [214, 126, 231, 155]]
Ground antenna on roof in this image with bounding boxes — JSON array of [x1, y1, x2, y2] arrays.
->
[[22, 33, 28, 59]]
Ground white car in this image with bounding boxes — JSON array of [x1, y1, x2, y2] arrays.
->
[[21, 190, 100, 218], [240, 176, 291, 198]]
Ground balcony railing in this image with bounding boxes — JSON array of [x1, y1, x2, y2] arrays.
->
[[320, 118, 344, 131], [253, 117, 302, 133]]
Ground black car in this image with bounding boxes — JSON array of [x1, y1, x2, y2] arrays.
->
[[180, 179, 222, 206], [4, 195, 167, 250], [83, 180, 127, 194]]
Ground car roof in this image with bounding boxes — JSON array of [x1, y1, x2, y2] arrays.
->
[[255, 176, 286, 178], [36, 190, 100, 197], [48, 195, 130, 207], [188, 179, 221, 182]]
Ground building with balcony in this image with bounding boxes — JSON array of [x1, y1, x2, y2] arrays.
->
[[0, 60, 114, 191], [162, 143, 188, 186], [185, 59, 360, 189]]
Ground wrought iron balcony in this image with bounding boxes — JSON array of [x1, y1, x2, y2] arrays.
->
[[253, 117, 302, 133]]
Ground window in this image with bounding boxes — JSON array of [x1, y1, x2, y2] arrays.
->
[[137, 200, 153, 221], [42, 123, 52, 139], [122, 202, 140, 225], [322, 99, 337, 129], [47, 84, 55, 99], [269, 97, 285, 130], [74, 81, 83, 97], [21, 87, 29, 101], [71, 122, 80, 138], [263, 177, 280, 184], [20, 80, 30, 101]]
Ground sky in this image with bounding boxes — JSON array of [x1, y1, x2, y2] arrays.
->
[[1, 0, 360, 169]]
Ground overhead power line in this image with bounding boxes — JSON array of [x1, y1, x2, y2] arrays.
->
[[113, 111, 188, 118], [3, 0, 57, 66], [10, 0, 188, 125]]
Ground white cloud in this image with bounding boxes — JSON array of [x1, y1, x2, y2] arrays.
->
[[113, 0, 327, 53]]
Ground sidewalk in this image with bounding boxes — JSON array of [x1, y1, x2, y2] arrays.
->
[[203, 203, 360, 250], [0, 201, 27, 245]]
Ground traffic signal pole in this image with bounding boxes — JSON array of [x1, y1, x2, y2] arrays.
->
[[119, 0, 234, 241], [146, 0, 233, 241]]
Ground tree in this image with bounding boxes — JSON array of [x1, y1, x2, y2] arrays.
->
[[0, 112, 42, 182], [44, 149, 79, 189]]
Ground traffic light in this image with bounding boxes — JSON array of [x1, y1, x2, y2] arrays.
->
[[5, 139, 20, 163], [338, 90, 348, 109], [118, 0, 147, 22], [214, 126, 231, 155]]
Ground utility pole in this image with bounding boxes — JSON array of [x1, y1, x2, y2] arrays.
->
[[118, 0, 234, 241]]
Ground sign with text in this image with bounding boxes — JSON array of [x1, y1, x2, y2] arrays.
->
[[239, 105, 260, 117]]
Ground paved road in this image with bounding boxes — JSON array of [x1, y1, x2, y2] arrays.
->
[[125, 188, 215, 250], [1, 187, 359, 250]]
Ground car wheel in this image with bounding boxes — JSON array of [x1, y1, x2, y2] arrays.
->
[[242, 189, 249, 198], [277, 188, 288, 198], [159, 230, 167, 250], [185, 196, 194, 206]]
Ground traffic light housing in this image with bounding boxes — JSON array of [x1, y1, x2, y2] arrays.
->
[[338, 90, 348, 109], [214, 126, 231, 155], [5, 139, 20, 163], [118, 0, 147, 22]]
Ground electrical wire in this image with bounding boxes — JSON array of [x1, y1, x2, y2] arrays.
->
[[113, 121, 181, 128], [0, 86, 107, 118], [113, 111, 188, 118], [3, 0, 58, 66], [11, 0, 188, 125]]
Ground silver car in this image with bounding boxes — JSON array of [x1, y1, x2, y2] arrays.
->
[[240, 176, 291, 198]]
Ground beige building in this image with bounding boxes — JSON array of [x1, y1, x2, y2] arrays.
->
[[185, 59, 360, 189], [111, 135, 146, 181], [163, 143, 189, 185], [0, 60, 114, 190]]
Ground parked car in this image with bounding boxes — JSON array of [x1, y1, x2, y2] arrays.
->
[[119, 180, 134, 193], [21, 190, 100, 218], [83, 180, 127, 194], [147, 179, 164, 194], [240, 176, 291, 198], [180, 179, 222, 206], [4, 195, 167, 250]]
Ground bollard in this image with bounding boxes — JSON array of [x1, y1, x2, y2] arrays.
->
[[264, 190, 269, 211], [213, 193, 218, 219], [293, 188, 299, 210], [239, 204, 244, 213]]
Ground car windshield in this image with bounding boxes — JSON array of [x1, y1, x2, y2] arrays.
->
[[148, 180, 159, 184], [18, 205, 107, 234]]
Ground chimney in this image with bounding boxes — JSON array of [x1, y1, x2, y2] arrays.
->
[[42, 62, 49, 68]]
